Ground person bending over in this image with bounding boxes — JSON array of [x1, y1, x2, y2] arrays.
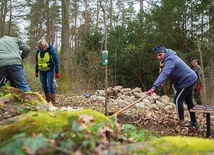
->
[[0, 36, 31, 92], [147, 45, 198, 128]]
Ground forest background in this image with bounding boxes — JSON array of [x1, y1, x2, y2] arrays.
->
[[0, 0, 213, 103]]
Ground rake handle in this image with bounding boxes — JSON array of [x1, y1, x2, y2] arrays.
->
[[112, 95, 147, 117]]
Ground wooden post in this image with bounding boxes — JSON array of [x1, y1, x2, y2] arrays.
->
[[102, 50, 108, 116], [105, 64, 108, 116]]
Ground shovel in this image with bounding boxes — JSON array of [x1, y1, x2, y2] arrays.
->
[[111, 94, 148, 118]]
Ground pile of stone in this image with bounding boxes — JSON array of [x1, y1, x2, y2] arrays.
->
[[48, 86, 175, 113], [94, 86, 175, 112]]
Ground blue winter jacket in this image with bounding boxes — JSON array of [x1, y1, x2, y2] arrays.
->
[[35, 44, 59, 73], [152, 49, 197, 90]]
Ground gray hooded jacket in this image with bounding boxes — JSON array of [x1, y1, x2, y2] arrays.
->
[[0, 36, 30, 67]]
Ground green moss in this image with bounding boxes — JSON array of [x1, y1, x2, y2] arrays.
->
[[24, 92, 47, 105], [1, 93, 12, 99], [138, 136, 214, 155], [0, 109, 111, 143], [1, 87, 47, 105]]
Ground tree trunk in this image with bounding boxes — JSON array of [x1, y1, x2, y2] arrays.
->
[[140, 0, 144, 11], [84, 0, 89, 33], [45, 0, 51, 43], [0, 0, 7, 37], [211, 61, 214, 102], [8, 0, 12, 35], [58, 0, 71, 93], [96, 1, 100, 32], [109, 0, 112, 32], [61, 0, 70, 76]]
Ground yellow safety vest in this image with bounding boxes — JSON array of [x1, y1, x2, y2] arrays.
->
[[37, 52, 51, 71]]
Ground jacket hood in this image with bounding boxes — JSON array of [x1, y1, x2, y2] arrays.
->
[[164, 49, 177, 60]]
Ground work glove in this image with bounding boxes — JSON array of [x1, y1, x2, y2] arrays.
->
[[196, 84, 201, 90], [147, 88, 155, 96], [35, 72, 38, 77], [55, 73, 60, 78]]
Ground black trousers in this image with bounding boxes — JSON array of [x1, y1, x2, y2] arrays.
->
[[174, 83, 197, 123]]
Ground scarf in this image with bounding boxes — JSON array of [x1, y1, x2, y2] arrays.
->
[[159, 61, 164, 73]]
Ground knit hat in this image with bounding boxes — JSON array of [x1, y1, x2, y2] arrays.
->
[[155, 45, 166, 54]]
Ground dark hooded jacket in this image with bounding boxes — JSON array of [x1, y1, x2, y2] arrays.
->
[[35, 44, 59, 74]]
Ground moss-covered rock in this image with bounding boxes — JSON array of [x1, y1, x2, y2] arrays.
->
[[111, 136, 214, 155], [144, 136, 214, 155], [0, 109, 112, 142], [1, 86, 47, 105], [9, 87, 47, 105]]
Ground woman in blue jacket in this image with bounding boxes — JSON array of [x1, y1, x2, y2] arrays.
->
[[147, 45, 198, 128], [35, 39, 60, 105]]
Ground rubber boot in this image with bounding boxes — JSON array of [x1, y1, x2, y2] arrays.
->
[[45, 93, 51, 103], [50, 93, 57, 105]]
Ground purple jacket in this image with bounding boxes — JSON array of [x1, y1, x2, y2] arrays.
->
[[152, 49, 197, 90]]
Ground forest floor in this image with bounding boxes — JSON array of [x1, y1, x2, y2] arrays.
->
[[1, 93, 214, 139]]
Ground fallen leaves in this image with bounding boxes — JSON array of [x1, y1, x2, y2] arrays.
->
[[0, 91, 214, 139]]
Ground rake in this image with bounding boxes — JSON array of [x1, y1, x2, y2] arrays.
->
[[111, 94, 148, 118]]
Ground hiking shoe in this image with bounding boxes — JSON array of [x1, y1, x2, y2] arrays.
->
[[190, 121, 199, 129]]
